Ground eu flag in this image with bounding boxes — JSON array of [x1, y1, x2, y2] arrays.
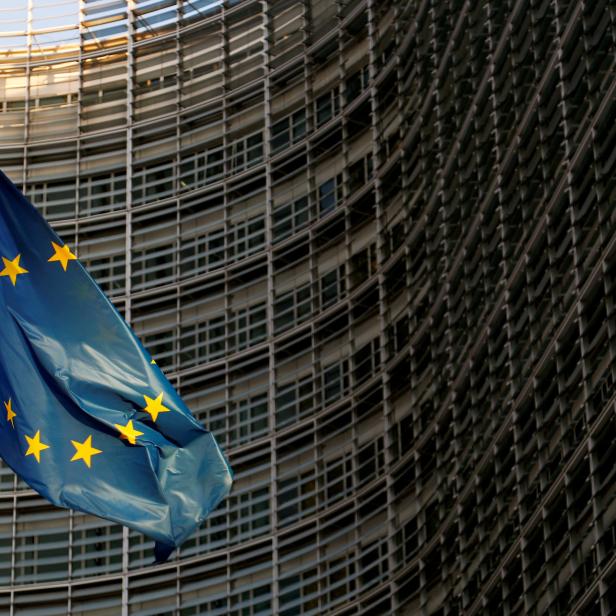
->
[[0, 170, 232, 560]]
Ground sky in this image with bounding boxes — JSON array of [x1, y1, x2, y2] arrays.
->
[[0, 1, 79, 51]]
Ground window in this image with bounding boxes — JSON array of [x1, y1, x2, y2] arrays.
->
[[389, 314, 410, 355], [208, 316, 226, 358], [38, 94, 69, 107], [229, 215, 266, 261], [132, 161, 174, 205], [131, 244, 175, 290], [385, 220, 405, 258], [278, 471, 316, 525], [180, 227, 225, 276], [322, 360, 349, 404], [143, 328, 175, 370], [229, 131, 264, 173], [353, 338, 380, 384], [360, 540, 388, 588], [14, 501, 69, 583], [247, 133, 264, 166], [324, 454, 353, 505], [6, 99, 25, 110], [271, 109, 307, 153], [180, 146, 224, 189], [81, 83, 126, 107], [397, 517, 419, 565], [391, 415, 412, 462], [78, 172, 126, 215], [229, 302, 267, 352], [320, 265, 345, 309], [71, 582, 122, 613], [274, 282, 312, 332], [272, 195, 310, 241], [357, 436, 385, 486], [279, 569, 318, 614], [350, 242, 377, 287], [275, 375, 313, 427], [29, 180, 76, 220], [349, 153, 374, 193], [86, 253, 125, 295], [346, 65, 369, 102], [196, 405, 226, 445], [227, 486, 270, 542], [229, 583, 272, 615], [315, 89, 340, 126], [72, 518, 123, 577], [326, 556, 356, 604], [209, 229, 225, 266], [318, 174, 342, 215], [228, 393, 269, 447], [185, 503, 228, 553], [180, 315, 226, 366]]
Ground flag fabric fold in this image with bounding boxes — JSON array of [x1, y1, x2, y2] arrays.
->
[[0, 170, 232, 559]]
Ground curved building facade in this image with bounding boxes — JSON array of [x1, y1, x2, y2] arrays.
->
[[0, 0, 615, 615]]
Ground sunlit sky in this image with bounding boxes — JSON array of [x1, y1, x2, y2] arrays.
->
[[0, 0, 80, 30], [0, 0, 225, 52], [0, 0, 80, 50]]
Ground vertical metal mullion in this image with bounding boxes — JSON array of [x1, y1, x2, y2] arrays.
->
[[382, 1, 411, 601], [335, 2, 363, 603], [18, 4, 85, 609], [560, 1, 602, 604], [67, 510, 74, 615], [300, 1, 325, 608], [15, 1, 33, 606], [22, 0, 33, 191], [173, 3, 183, 603], [9, 476, 17, 616], [221, 6, 231, 375], [365, 0, 399, 612], [222, 15, 231, 605], [261, 2, 280, 613], [122, 3, 137, 615], [125, 2, 136, 340], [434, 1, 464, 601], [74, 0, 85, 260], [174, 0, 183, 400]]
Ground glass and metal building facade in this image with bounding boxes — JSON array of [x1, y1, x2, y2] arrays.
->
[[0, 0, 614, 614]]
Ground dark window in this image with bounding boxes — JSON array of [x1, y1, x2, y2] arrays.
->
[[315, 90, 339, 126], [318, 174, 342, 215]]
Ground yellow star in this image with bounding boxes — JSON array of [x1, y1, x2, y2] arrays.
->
[[0, 254, 28, 286], [25, 430, 50, 463], [4, 398, 16, 427], [70, 435, 102, 468], [48, 241, 77, 271], [143, 392, 170, 422], [114, 419, 144, 445]]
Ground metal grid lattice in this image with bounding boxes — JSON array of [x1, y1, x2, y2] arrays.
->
[[0, 0, 614, 614]]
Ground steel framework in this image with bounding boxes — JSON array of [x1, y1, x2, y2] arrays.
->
[[0, 0, 614, 615]]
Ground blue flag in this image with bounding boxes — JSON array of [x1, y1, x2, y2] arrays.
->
[[0, 170, 232, 561]]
